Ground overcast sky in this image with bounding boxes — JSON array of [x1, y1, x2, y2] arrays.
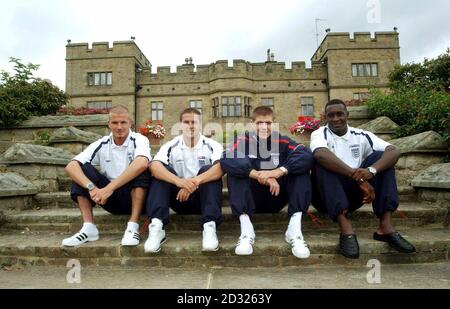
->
[[1, 0, 449, 90]]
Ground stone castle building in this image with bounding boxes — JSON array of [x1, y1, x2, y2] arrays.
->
[[65, 31, 400, 138]]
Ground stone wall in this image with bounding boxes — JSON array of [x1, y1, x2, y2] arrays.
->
[[0, 115, 109, 154], [391, 131, 448, 187], [358, 116, 399, 141], [412, 163, 450, 205], [0, 173, 37, 210], [0, 144, 73, 193]]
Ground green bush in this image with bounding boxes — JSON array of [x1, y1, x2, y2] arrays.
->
[[366, 87, 450, 152], [366, 50, 450, 160], [0, 58, 68, 127], [388, 48, 450, 93]]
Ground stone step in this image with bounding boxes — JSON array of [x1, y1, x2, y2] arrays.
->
[[398, 185, 418, 202], [0, 227, 448, 268], [1, 202, 447, 233], [32, 192, 77, 209]]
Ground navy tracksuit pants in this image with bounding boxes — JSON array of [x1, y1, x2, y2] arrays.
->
[[70, 163, 151, 215], [146, 164, 223, 226], [311, 151, 399, 221], [226, 173, 311, 218]]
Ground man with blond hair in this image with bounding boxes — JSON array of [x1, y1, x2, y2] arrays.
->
[[62, 105, 152, 247]]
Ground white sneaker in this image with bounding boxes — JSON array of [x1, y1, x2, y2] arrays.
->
[[285, 232, 310, 259], [62, 230, 99, 247], [235, 234, 255, 255], [121, 229, 141, 246], [144, 220, 166, 253], [202, 221, 219, 251]]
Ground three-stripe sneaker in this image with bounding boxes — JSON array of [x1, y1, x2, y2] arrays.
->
[[235, 234, 255, 255], [285, 232, 310, 259], [144, 218, 166, 253], [121, 229, 141, 246], [62, 229, 99, 247]]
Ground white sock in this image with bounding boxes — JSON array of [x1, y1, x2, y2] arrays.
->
[[81, 222, 98, 235], [203, 221, 216, 230], [150, 218, 163, 230], [239, 214, 254, 236], [127, 222, 139, 232], [287, 212, 303, 239]]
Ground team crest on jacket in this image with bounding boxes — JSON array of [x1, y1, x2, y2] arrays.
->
[[350, 145, 360, 159], [271, 153, 280, 166]]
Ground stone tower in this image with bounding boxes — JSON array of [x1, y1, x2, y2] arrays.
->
[[311, 31, 400, 101], [65, 40, 151, 123]]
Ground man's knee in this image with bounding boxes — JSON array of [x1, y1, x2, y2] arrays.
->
[[363, 151, 384, 166], [289, 172, 311, 184], [79, 163, 97, 175], [130, 170, 152, 188], [163, 164, 177, 175]]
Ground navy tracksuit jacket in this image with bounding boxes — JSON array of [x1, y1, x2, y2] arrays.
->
[[220, 132, 313, 217]]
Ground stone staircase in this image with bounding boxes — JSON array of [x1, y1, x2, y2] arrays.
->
[[0, 193, 448, 268], [0, 115, 448, 270]]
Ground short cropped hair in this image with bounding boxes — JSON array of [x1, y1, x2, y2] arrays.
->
[[179, 108, 201, 121], [109, 105, 129, 115], [252, 106, 274, 121], [324, 99, 347, 112], [109, 105, 130, 121]]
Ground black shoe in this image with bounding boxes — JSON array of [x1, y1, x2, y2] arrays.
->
[[339, 234, 359, 259], [373, 232, 416, 253]]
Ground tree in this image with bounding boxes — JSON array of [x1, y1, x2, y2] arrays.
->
[[366, 50, 450, 156], [0, 57, 68, 127], [388, 48, 450, 93]]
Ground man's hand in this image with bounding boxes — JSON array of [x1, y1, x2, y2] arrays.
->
[[352, 168, 373, 182], [257, 169, 285, 183], [266, 178, 280, 196], [175, 178, 198, 194], [176, 188, 191, 202], [255, 169, 285, 185], [359, 181, 375, 204], [90, 186, 114, 205]]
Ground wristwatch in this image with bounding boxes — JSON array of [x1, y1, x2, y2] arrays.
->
[[367, 166, 377, 176], [86, 182, 96, 191], [279, 166, 288, 175]]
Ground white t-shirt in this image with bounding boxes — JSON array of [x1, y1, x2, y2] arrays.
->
[[73, 130, 151, 180], [310, 125, 391, 168], [153, 134, 223, 179]]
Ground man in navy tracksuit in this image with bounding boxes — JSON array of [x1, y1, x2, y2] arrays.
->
[[220, 106, 314, 259]]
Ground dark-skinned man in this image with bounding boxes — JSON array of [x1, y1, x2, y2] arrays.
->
[[310, 99, 416, 259]]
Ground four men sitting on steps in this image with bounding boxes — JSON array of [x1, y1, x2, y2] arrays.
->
[[62, 102, 416, 260]]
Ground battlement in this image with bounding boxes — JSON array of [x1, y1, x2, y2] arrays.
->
[[312, 31, 399, 61], [139, 59, 325, 84], [66, 40, 151, 68]]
